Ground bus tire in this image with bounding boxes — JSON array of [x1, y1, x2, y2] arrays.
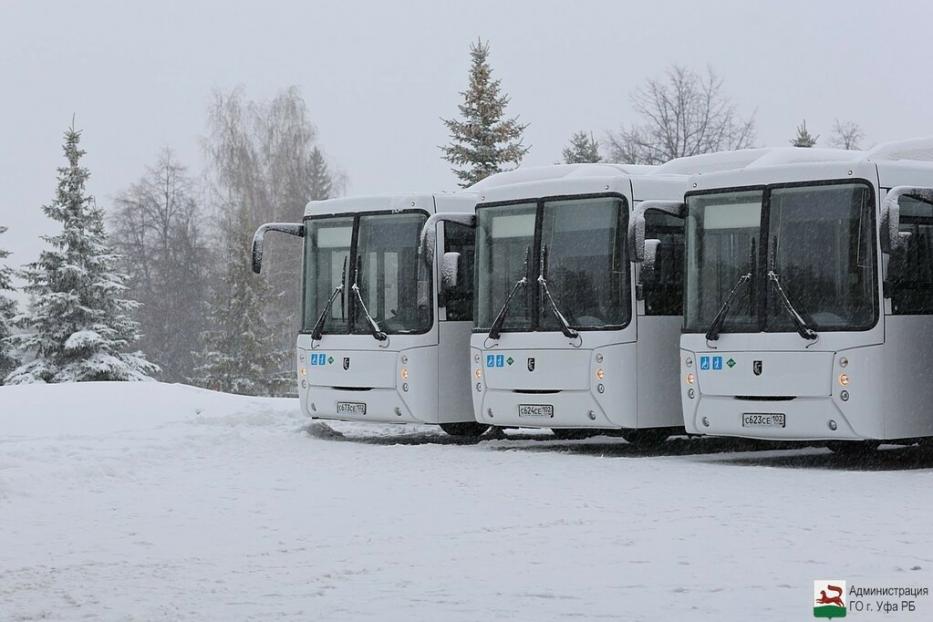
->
[[620, 428, 669, 446], [439, 422, 491, 437]]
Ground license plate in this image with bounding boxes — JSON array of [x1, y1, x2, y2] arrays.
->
[[742, 413, 785, 428], [336, 401, 367, 415], [519, 404, 554, 418]]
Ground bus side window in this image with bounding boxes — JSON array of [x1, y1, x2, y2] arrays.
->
[[644, 210, 685, 316], [891, 195, 933, 314], [443, 222, 475, 321]]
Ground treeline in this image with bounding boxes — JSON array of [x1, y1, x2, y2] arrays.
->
[[0, 40, 871, 394], [0, 88, 342, 393]]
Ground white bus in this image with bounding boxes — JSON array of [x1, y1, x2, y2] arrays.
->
[[676, 142, 933, 452], [423, 163, 695, 443], [252, 193, 489, 437]]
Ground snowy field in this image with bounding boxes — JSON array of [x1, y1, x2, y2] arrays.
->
[[1, 383, 931, 621]]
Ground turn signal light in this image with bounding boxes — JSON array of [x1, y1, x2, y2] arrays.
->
[[838, 373, 849, 387], [686, 372, 696, 385]]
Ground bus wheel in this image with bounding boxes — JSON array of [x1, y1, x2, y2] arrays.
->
[[440, 422, 491, 437], [551, 428, 602, 440], [621, 429, 669, 446], [826, 440, 880, 455]]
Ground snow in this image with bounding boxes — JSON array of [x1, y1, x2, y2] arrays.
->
[[2, 382, 932, 621]]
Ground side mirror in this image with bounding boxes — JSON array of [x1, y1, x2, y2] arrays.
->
[[418, 212, 476, 268], [251, 223, 305, 274], [630, 200, 684, 262], [441, 252, 461, 290]]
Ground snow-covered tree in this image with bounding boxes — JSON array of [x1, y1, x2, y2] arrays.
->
[[5, 125, 157, 384], [0, 226, 18, 382], [790, 120, 818, 148], [192, 204, 281, 395], [562, 131, 601, 164], [829, 119, 864, 150], [607, 65, 755, 165], [441, 38, 529, 187]]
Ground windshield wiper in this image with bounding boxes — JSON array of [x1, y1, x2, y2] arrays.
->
[[488, 247, 530, 340], [538, 245, 578, 339], [311, 256, 347, 341], [705, 272, 752, 341], [351, 257, 387, 342], [767, 270, 817, 340]]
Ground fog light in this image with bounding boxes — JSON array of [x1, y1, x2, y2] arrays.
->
[[702, 416, 710, 427], [828, 419, 838, 431], [400, 367, 409, 380], [839, 356, 848, 368], [595, 353, 604, 364], [394, 406, 402, 417], [838, 373, 849, 386], [686, 372, 696, 385], [840, 390, 849, 402], [686, 357, 693, 368], [588, 410, 596, 421], [474, 368, 482, 379], [474, 353, 480, 363], [401, 354, 408, 365], [475, 382, 482, 392], [402, 383, 409, 392], [687, 388, 695, 399], [300, 379, 307, 389], [595, 368, 605, 380], [597, 383, 605, 393]]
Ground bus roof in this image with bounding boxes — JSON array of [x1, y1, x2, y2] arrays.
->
[[303, 192, 477, 218]]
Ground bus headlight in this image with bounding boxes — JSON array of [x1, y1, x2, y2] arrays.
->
[[400, 367, 409, 380], [595, 368, 605, 380], [686, 372, 696, 385], [474, 368, 482, 379], [838, 373, 849, 387]]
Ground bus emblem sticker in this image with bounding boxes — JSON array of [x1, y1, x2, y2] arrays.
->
[[753, 360, 763, 375], [343, 357, 350, 371], [527, 357, 535, 372]]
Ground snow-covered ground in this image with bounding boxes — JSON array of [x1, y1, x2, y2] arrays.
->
[[1, 382, 931, 621]]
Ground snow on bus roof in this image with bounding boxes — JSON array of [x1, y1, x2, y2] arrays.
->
[[468, 163, 657, 190], [654, 138, 933, 176]]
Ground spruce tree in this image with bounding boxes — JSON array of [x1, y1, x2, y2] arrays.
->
[[192, 204, 281, 395], [5, 125, 157, 384], [0, 226, 18, 382], [441, 38, 529, 187], [562, 131, 602, 163], [308, 146, 334, 200], [791, 120, 818, 148]]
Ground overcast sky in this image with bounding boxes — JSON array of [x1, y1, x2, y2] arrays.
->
[[3, 0, 933, 269]]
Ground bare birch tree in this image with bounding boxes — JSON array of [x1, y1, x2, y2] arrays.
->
[[606, 65, 756, 165]]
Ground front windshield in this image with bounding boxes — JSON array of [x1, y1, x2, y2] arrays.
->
[[303, 217, 352, 333], [474, 196, 630, 332], [302, 211, 431, 336], [352, 212, 431, 334], [538, 197, 628, 329], [684, 182, 877, 334]]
